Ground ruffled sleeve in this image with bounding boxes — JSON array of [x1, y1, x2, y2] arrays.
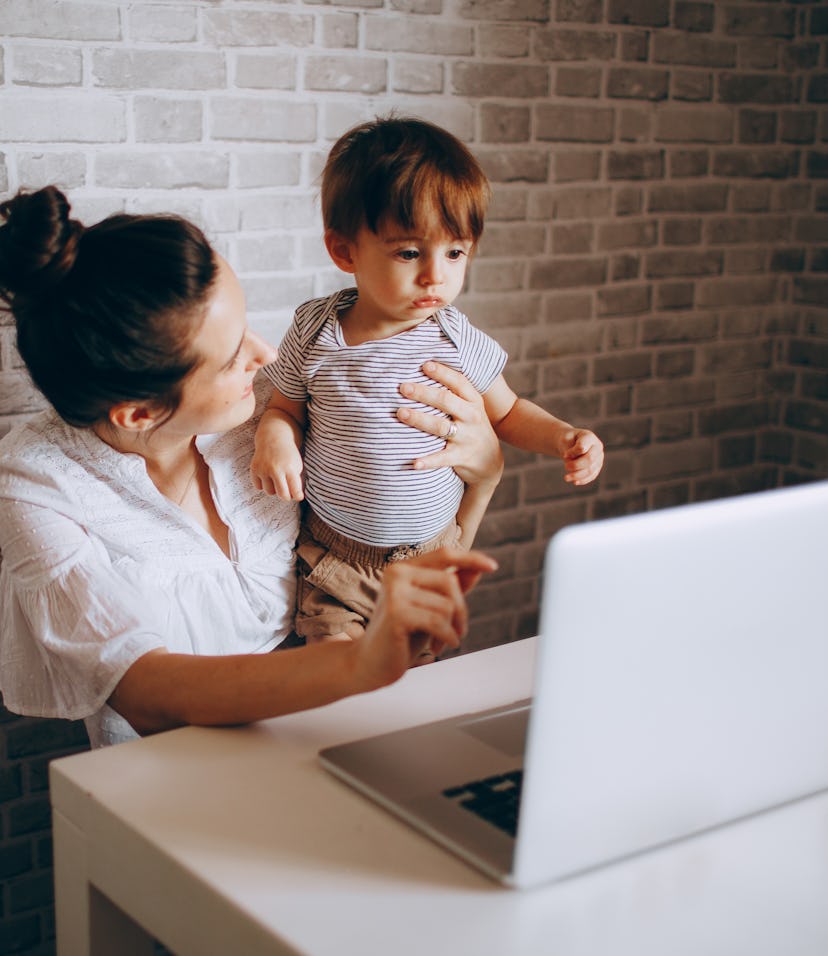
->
[[0, 493, 166, 720]]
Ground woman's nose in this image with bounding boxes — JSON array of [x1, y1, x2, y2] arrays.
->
[[248, 331, 278, 369]]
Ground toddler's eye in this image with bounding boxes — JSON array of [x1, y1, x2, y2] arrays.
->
[[398, 249, 419, 261], [447, 248, 466, 261]]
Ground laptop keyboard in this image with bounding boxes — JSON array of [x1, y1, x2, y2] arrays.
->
[[442, 770, 523, 837]]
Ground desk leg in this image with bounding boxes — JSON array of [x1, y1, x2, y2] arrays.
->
[[53, 809, 91, 956], [89, 887, 155, 956], [53, 809, 154, 956]]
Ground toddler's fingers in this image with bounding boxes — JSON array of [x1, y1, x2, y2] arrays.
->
[[258, 475, 278, 496], [271, 474, 296, 500], [565, 460, 601, 485], [564, 432, 592, 459], [286, 473, 305, 501]]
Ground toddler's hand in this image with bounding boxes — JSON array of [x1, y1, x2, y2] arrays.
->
[[561, 429, 604, 486], [250, 443, 305, 500]]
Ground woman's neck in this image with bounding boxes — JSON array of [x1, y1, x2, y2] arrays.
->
[[92, 420, 230, 555], [92, 423, 199, 496]]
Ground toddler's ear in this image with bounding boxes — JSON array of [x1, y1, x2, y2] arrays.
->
[[324, 231, 357, 274]]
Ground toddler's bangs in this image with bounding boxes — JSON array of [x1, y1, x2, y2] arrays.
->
[[377, 163, 489, 244]]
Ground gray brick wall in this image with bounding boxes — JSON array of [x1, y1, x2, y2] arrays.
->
[[0, 714, 87, 956], [1, 2, 827, 952]]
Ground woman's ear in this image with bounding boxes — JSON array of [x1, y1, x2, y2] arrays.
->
[[324, 231, 357, 274], [108, 402, 163, 432]]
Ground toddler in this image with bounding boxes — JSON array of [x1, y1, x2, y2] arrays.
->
[[253, 116, 604, 641]]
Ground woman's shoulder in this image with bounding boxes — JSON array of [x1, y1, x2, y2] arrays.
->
[[0, 411, 107, 501], [0, 410, 71, 470]]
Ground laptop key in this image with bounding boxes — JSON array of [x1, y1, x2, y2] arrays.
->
[[442, 770, 523, 837]]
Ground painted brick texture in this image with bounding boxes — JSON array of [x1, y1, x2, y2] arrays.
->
[[0, 3, 827, 952], [0, 708, 87, 955]]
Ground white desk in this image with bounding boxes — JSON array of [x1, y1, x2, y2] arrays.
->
[[50, 637, 828, 956]]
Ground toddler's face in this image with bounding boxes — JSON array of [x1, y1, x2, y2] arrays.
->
[[344, 218, 474, 332]]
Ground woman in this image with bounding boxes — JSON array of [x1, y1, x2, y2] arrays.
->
[[0, 186, 501, 747]]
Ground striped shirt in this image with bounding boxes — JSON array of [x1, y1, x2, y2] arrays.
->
[[263, 288, 507, 547]]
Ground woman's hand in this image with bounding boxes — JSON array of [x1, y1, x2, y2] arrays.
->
[[352, 547, 498, 690], [396, 362, 504, 490]]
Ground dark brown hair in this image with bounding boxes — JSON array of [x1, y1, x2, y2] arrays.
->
[[321, 116, 490, 243], [0, 186, 218, 427]]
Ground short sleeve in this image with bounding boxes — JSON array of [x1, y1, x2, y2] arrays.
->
[[261, 311, 309, 402], [448, 310, 508, 394], [0, 496, 166, 720]]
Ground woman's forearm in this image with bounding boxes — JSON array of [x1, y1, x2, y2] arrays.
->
[[108, 641, 365, 736], [108, 548, 499, 737]]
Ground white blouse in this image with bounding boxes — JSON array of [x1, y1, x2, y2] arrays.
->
[[0, 380, 298, 747]]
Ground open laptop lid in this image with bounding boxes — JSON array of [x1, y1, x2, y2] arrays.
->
[[513, 479, 828, 887]]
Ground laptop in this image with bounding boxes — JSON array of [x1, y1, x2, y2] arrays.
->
[[319, 481, 828, 888]]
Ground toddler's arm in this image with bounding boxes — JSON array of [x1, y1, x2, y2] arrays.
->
[[251, 389, 308, 500], [483, 375, 604, 486]]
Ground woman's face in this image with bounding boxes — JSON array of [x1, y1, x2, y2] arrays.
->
[[164, 256, 277, 438]]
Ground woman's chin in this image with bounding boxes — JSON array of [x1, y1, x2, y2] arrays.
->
[[209, 392, 257, 434], [236, 391, 258, 425]]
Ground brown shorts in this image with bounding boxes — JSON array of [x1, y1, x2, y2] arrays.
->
[[294, 509, 461, 641]]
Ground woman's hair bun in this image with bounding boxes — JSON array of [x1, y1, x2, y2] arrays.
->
[[0, 186, 85, 303]]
